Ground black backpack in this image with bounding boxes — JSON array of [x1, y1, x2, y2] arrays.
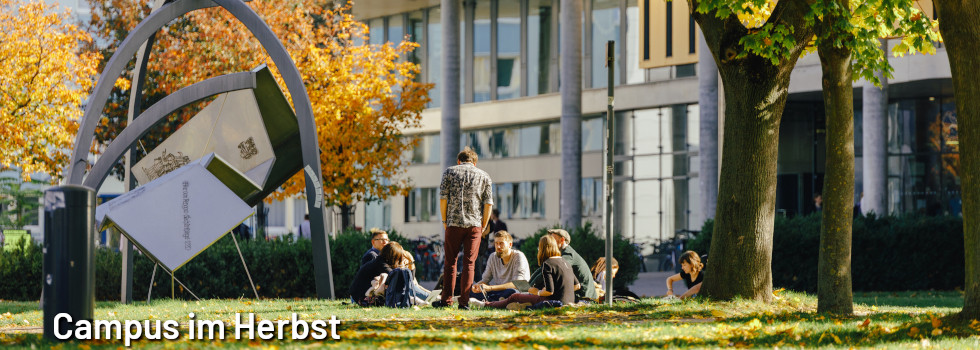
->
[[385, 268, 416, 308]]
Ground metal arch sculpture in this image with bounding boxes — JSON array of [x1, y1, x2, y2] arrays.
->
[[67, 0, 337, 299]]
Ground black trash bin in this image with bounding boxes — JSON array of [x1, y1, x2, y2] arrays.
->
[[42, 185, 95, 340]]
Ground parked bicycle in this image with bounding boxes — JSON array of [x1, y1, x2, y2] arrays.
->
[[655, 229, 700, 273], [631, 240, 653, 273], [412, 234, 444, 281]]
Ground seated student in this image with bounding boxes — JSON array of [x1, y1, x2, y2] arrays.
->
[[665, 251, 704, 299], [392, 249, 432, 301], [349, 242, 404, 305], [361, 230, 389, 266], [528, 229, 598, 301], [591, 257, 617, 300], [471, 231, 530, 301], [477, 235, 578, 310]]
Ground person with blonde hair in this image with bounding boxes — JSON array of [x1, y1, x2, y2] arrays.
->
[[665, 251, 704, 299], [391, 249, 432, 302], [478, 235, 579, 310]]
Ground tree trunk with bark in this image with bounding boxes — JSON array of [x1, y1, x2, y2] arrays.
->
[[691, 0, 815, 301], [934, 0, 980, 321], [816, 4, 855, 314]]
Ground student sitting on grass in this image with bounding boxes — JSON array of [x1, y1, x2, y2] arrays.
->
[[392, 249, 432, 302], [349, 242, 404, 305], [471, 230, 530, 301], [475, 235, 579, 310], [665, 251, 704, 299]]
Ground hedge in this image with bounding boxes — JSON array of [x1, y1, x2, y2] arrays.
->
[[0, 229, 411, 301], [687, 214, 964, 292], [516, 222, 642, 290]]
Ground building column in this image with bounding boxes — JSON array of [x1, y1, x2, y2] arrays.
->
[[697, 30, 718, 220], [441, 0, 462, 170], [861, 39, 889, 216], [560, 0, 583, 228]]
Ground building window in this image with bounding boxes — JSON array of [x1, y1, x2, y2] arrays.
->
[[473, 0, 492, 102], [887, 97, 960, 216], [581, 177, 602, 217], [405, 187, 439, 222], [591, 0, 621, 88], [427, 7, 442, 107], [387, 14, 404, 44], [460, 121, 560, 160], [527, 0, 555, 96], [495, 181, 546, 219], [368, 18, 384, 45], [496, 0, 522, 100]]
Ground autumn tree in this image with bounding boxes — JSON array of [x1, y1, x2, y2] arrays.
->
[[689, 0, 935, 303], [0, 0, 101, 180], [932, 0, 980, 322], [86, 0, 431, 228]]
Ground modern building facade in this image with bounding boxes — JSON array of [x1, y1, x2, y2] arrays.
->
[[347, 0, 960, 247]]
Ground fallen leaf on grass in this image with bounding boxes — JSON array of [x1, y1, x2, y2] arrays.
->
[[858, 318, 871, 329]]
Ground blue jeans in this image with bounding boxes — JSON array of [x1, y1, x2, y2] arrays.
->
[[472, 288, 519, 301], [410, 282, 430, 300]]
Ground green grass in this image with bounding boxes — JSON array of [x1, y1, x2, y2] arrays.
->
[[1, 291, 978, 349]]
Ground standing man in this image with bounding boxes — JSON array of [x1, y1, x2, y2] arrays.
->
[[361, 229, 389, 266], [436, 147, 494, 309], [297, 214, 311, 240]]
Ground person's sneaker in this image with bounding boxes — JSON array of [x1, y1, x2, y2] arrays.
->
[[505, 302, 532, 311], [469, 299, 486, 308], [458, 304, 471, 310], [431, 300, 451, 308]]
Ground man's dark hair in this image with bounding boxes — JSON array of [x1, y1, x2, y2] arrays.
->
[[492, 209, 500, 217], [457, 146, 478, 164], [371, 230, 387, 239]]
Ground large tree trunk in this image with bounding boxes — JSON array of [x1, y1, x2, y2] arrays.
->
[[934, 0, 980, 321], [692, 0, 815, 302], [816, 6, 855, 314], [559, 0, 583, 228]]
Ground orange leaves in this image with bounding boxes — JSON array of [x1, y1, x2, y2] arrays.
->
[[0, 0, 100, 181]]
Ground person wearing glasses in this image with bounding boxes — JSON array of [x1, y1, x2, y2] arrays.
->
[[361, 229, 390, 266]]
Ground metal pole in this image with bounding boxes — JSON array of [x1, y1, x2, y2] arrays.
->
[[42, 186, 96, 340], [604, 41, 615, 306]]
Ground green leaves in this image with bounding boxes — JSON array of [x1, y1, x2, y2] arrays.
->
[[739, 23, 797, 65]]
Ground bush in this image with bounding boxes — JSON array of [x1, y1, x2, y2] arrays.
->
[[689, 214, 964, 292], [2, 229, 411, 301], [517, 222, 641, 290]]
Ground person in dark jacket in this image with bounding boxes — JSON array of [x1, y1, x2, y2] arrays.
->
[[360, 230, 390, 266], [349, 242, 405, 305]]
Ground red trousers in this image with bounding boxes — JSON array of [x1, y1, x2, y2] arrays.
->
[[441, 226, 482, 306]]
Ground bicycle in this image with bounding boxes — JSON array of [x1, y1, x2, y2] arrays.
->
[[630, 241, 653, 273], [656, 229, 700, 272], [412, 234, 444, 281]]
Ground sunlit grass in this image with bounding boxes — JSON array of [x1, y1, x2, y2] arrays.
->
[[1, 291, 977, 349]]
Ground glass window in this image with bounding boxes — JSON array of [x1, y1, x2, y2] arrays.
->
[[497, 0, 521, 100], [428, 7, 442, 107], [404, 188, 439, 222], [582, 117, 603, 152], [886, 97, 960, 216], [528, 0, 555, 96], [408, 11, 425, 81], [591, 0, 621, 88], [368, 18, 384, 45], [388, 15, 404, 44], [473, 1, 492, 102], [625, 0, 644, 84]]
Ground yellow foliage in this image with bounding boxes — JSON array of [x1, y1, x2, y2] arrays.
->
[[88, 0, 430, 205], [0, 0, 100, 181], [736, 0, 777, 29]]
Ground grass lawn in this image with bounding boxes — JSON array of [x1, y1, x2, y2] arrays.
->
[[1, 290, 979, 349]]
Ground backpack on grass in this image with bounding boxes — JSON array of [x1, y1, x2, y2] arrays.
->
[[385, 268, 416, 308]]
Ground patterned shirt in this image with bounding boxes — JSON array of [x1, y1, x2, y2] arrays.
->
[[440, 162, 494, 228]]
